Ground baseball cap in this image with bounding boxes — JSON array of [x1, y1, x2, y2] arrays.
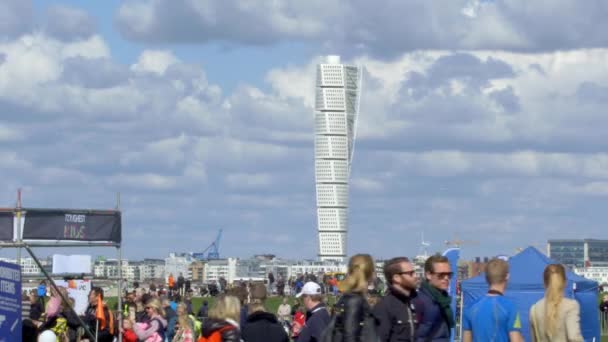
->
[[296, 281, 322, 298]]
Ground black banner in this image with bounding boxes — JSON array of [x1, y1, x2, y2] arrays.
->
[[0, 211, 13, 242], [22, 209, 121, 243]]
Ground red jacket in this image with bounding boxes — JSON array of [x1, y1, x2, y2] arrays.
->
[[123, 329, 137, 342]]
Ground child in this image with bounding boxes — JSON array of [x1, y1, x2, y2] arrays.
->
[[122, 319, 137, 342]]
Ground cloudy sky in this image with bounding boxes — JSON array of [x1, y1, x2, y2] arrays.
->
[[2, 0, 608, 261]]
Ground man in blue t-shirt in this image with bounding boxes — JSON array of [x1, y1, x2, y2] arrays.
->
[[462, 258, 523, 342]]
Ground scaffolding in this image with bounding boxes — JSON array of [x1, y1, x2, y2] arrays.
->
[[0, 191, 123, 341]]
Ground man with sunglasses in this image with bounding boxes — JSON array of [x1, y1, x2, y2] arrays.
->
[[413, 255, 454, 342], [373, 257, 418, 342]]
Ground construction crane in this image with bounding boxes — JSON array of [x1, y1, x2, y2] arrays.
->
[[444, 238, 479, 248], [194, 229, 223, 260]]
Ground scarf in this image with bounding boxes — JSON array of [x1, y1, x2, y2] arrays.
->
[[421, 281, 455, 328]]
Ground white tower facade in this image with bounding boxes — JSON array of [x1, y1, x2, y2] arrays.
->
[[314, 56, 362, 262]]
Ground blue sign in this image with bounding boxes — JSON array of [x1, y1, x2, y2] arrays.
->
[[0, 261, 21, 342]]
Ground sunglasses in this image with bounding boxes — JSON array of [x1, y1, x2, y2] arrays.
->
[[397, 270, 416, 276], [145, 306, 152, 310], [432, 272, 454, 279]]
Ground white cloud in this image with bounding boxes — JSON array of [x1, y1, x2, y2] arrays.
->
[[107, 173, 178, 190], [225, 173, 273, 189], [116, 0, 608, 55], [131, 50, 179, 75], [385, 150, 608, 179], [0, 124, 22, 141], [351, 178, 384, 192], [5, 6, 608, 258], [45, 5, 96, 41]]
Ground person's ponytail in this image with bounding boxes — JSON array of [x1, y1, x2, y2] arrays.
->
[[338, 254, 374, 294], [543, 264, 566, 338]]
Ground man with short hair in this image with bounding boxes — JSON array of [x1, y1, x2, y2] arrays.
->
[[462, 258, 523, 342], [295, 282, 330, 342], [413, 255, 454, 342], [373, 257, 418, 341], [82, 287, 114, 342], [242, 283, 289, 342]]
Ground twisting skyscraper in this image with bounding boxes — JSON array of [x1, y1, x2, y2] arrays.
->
[[314, 56, 362, 262]]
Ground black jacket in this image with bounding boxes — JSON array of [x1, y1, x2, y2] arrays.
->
[[298, 303, 331, 342], [82, 303, 114, 342], [29, 301, 43, 321], [242, 311, 289, 342], [201, 318, 241, 342], [373, 287, 417, 342], [412, 286, 450, 342], [332, 292, 377, 342]]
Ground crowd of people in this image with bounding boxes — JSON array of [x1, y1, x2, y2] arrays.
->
[[20, 253, 595, 342]]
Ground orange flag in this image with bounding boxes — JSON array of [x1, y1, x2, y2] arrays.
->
[[95, 295, 106, 330]]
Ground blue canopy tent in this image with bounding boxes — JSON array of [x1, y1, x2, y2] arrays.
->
[[460, 247, 600, 341]]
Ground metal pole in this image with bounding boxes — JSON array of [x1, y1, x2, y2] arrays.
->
[[117, 246, 123, 342], [22, 243, 96, 341], [16, 189, 21, 266], [116, 192, 123, 342], [458, 292, 464, 342]]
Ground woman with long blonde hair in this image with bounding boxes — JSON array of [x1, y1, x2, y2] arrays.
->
[[172, 314, 195, 342], [326, 253, 378, 341], [529, 264, 583, 342], [200, 295, 241, 342]]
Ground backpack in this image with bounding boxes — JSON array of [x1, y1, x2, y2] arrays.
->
[[320, 296, 379, 342], [197, 326, 235, 342]]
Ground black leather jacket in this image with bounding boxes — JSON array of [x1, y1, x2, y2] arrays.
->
[[372, 286, 417, 342], [201, 318, 241, 342], [334, 292, 375, 342]]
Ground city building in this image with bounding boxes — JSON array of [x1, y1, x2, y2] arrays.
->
[[189, 260, 205, 283], [314, 55, 362, 262], [286, 260, 346, 279], [204, 258, 238, 284], [140, 259, 165, 282], [93, 257, 166, 282], [548, 239, 608, 268], [0, 257, 49, 275], [165, 253, 193, 281], [93, 259, 140, 281], [573, 266, 608, 286]]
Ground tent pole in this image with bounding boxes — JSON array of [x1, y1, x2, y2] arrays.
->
[[22, 243, 96, 341], [458, 292, 464, 341]]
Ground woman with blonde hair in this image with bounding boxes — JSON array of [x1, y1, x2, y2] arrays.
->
[[134, 298, 168, 341], [172, 314, 195, 342], [325, 253, 378, 342], [200, 295, 241, 342], [529, 264, 583, 342], [169, 302, 195, 341]]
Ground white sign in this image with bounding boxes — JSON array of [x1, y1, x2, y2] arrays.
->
[[52, 255, 92, 274], [54, 279, 91, 315]]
